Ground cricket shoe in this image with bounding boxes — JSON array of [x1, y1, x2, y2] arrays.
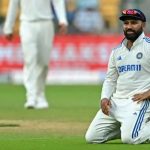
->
[[35, 99, 49, 109], [24, 100, 36, 109]]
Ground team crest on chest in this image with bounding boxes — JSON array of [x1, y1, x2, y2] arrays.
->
[[136, 52, 143, 59]]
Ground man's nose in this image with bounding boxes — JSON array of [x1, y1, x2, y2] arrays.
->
[[126, 23, 133, 29]]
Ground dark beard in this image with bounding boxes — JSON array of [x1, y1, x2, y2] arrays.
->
[[124, 28, 143, 42]]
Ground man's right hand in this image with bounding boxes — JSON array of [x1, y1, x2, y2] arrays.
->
[[100, 98, 111, 116], [5, 34, 13, 41], [58, 23, 68, 35]]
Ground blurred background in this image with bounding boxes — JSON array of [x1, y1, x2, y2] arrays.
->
[[0, 0, 150, 84]]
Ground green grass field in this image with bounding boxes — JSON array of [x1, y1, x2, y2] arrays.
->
[[0, 84, 149, 150]]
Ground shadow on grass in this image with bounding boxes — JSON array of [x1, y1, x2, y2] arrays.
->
[[0, 123, 20, 127]]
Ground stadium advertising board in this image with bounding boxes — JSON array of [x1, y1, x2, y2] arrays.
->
[[0, 35, 122, 84]]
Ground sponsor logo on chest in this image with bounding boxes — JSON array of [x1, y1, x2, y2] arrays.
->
[[117, 52, 143, 73]]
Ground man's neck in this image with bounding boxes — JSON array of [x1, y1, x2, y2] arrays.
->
[[127, 40, 133, 49]]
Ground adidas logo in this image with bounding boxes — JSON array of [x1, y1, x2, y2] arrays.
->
[[117, 56, 122, 60]]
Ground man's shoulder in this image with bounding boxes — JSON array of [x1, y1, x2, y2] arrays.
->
[[112, 43, 123, 51], [112, 37, 126, 51]]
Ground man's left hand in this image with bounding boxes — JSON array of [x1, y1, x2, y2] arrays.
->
[[133, 90, 150, 103]]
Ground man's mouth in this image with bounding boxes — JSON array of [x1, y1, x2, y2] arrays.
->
[[126, 30, 135, 34]]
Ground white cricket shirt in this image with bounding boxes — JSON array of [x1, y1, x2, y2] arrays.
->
[[101, 32, 150, 100], [4, 0, 68, 34]]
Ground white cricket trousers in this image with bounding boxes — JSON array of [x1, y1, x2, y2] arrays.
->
[[20, 20, 54, 101], [85, 98, 150, 144]]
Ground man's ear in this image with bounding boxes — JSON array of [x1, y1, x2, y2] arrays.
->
[[142, 22, 146, 28]]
